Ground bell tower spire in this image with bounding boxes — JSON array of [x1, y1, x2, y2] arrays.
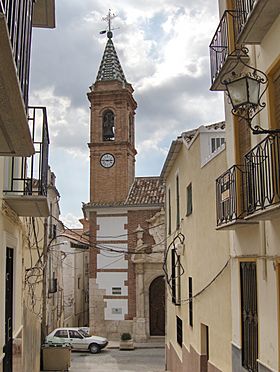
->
[[87, 11, 137, 204]]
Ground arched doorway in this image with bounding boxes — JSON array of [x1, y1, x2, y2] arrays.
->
[[149, 276, 165, 336]]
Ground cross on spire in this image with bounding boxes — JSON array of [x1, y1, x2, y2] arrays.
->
[[102, 9, 116, 39]]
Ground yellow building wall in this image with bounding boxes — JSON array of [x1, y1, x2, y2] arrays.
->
[[219, 4, 280, 371], [165, 132, 231, 371]]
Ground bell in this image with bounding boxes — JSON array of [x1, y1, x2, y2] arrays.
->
[[103, 126, 114, 139], [103, 112, 115, 140]]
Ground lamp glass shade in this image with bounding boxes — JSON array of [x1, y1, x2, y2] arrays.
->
[[226, 77, 248, 109], [247, 76, 260, 106]]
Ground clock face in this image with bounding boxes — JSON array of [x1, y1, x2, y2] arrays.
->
[[100, 153, 115, 168]]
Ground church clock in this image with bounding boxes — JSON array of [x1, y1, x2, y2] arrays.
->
[[100, 153, 115, 168]]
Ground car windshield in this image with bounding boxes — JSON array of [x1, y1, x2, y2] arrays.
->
[[79, 329, 90, 337]]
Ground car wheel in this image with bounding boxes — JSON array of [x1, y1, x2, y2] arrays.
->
[[89, 343, 100, 354]]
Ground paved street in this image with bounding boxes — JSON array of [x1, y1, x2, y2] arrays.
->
[[69, 348, 166, 372]]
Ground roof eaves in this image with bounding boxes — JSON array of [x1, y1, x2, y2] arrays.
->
[[160, 138, 183, 179]]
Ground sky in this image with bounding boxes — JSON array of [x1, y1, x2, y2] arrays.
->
[[29, 0, 224, 227]]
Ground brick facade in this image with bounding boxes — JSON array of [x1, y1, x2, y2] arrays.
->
[[85, 36, 165, 340], [87, 80, 137, 204]]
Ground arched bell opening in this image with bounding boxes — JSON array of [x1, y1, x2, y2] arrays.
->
[[102, 109, 115, 141]]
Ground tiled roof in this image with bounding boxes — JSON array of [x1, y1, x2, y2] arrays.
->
[[126, 177, 165, 206], [96, 38, 126, 83], [83, 177, 165, 209], [182, 121, 225, 143], [84, 201, 126, 208], [61, 229, 89, 245]]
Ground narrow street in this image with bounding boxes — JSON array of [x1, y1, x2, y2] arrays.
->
[[69, 348, 166, 372]]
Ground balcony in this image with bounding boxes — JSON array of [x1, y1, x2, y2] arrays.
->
[[216, 135, 280, 228], [216, 165, 255, 229], [3, 106, 50, 217], [0, 0, 34, 156], [209, 10, 249, 91], [244, 134, 280, 220], [233, 0, 280, 44]]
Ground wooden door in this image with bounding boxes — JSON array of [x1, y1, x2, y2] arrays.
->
[[149, 276, 165, 336]]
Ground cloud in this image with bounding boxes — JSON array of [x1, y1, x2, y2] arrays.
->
[[29, 0, 223, 220], [61, 212, 84, 229]]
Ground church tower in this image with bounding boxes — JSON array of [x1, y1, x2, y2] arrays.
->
[[84, 12, 165, 341], [87, 30, 137, 204]]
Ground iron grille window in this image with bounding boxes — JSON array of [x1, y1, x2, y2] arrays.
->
[[176, 316, 183, 347], [189, 277, 193, 327], [171, 248, 181, 305], [240, 262, 258, 372], [186, 183, 192, 216], [176, 174, 180, 229]]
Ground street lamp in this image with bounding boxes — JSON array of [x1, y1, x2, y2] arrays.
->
[[222, 48, 280, 135]]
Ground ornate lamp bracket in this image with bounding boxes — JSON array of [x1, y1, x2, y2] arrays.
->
[[221, 48, 279, 134]]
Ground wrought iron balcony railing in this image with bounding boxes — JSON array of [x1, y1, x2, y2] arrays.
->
[[210, 11, 232, 89], [0, 0, 34, 107], [216, 165, 246, 226], [209, 9, 251, 90], [216, 134, 280, 227], [233, 0, 256, 40], [245, 134, 280, 215], [4, 106, 49, 198]]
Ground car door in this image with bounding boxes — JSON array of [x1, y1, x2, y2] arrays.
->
[[53, 329, 70, 345], [68, 330, 85, 350]]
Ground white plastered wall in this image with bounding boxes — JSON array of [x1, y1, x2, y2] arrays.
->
[[96, 213, 128, 321], [97, 215, 127, 241]]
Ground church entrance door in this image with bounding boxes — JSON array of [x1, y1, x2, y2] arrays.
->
[[149, 276, 165, 336]]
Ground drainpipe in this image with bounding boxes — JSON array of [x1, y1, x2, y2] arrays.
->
[[259, 221, 267, 280]]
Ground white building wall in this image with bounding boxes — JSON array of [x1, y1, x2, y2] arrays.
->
[[61, 241, 75, 326], [97, 250, 128, 270], [97, 216, 127, 241], [104, 299, 128, 321], [96, 272, 128, 296]]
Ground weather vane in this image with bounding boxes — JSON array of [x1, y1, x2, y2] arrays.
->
[[99, 9, 118, 39]]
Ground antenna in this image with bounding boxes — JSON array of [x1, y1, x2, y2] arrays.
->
[[99, 9, 118, 39]]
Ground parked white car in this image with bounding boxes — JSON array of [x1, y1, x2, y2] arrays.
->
[[45, 327, 108, 354]]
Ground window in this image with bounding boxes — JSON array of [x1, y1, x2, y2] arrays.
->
[[189, 277, 193, 327], [103, 110, 115, 141], [176, 316, 183, 347], [54, 330, 68, 338], [211, 137, 225, 153], [77, 277, 81, 289], [112, 287, 122, 295], [52, 224, 57, 239], [112, 308, 122, 314], [176, 174, 180, 229], [171, 248, 181, 305], [240, 262, 258, 372], [168, 188, 172, 235], [129, 114, 134, 143], [186, 183, 192, 216], [201, 324, 209, 361], [69, 330, 83, 339]]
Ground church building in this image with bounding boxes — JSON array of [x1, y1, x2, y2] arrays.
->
[[83, 23, 165, 341]]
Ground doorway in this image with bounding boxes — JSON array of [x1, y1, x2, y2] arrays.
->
[[4, 248, 14, 372], [149, 276, 165, 336]]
